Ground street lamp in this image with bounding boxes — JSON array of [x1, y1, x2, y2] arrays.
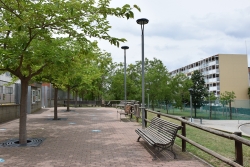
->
[[188, 88, 193, 122], [121, 46, 129, 107], [137, 18, 149, 129]]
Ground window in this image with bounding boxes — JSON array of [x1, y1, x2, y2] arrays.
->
[[5, 87, 13, 94], [0, 86, 3, 93], [5, 72, 11, 77], [32, 90, 36, 103], [37, 88, 41, 101]]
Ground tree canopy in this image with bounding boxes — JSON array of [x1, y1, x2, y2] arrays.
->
[[190, 70, 208, 117], [0, 0, 140, 144]]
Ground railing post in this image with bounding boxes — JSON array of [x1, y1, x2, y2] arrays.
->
[[157, 110, 161, 118], [181, 117, 186, 152], [130, 105, 133, 119], [145, 108, 147, 127], [234, 132, 243, 165]]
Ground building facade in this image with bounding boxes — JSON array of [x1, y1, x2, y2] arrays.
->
[[170, 54, 249, 100], [0, 72, 20, 104]]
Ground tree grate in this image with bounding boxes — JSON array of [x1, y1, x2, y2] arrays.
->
[[0, 138, 45, 147], [61, 110, 75, 112], [45, 118, 68, 121]]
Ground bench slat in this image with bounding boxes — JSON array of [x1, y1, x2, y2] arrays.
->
[[135, 117, 182, 159]]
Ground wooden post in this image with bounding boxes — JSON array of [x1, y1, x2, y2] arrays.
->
[[157, 110, 161, 118], [130, 105, 133, 119], [181, 117, 186, 152], [234, 132, 243, 165], [145, 109, 147, 127]]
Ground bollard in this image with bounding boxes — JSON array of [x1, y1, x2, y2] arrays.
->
[[157, 111, 161, 118], [200, 118, 202, 124]]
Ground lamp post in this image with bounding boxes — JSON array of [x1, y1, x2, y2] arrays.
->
[[121, 46, 129, 107], [188, 88, 193, 122], [137, 18, 149, 129], [147, 89, 150, 109]]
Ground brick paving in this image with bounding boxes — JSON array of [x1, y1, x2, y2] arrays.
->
[[0, 107, 211, 167]]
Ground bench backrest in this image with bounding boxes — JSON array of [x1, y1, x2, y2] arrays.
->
[[148, 117, 182, 144], [125, 105, 132, 114]]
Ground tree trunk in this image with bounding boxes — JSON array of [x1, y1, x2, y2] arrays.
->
[[194, 107, 197, 118], [229, 101, 232, 120], [152, 99, 155, 111], [67, 86, 70, 111], [19, 79, 29, 145], [165, 100, 168, 114], [75, 91, 78, 108], [53, 87, 58, 120]]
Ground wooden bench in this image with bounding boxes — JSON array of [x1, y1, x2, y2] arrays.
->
[[117, 104, 132, 121], [135, 117, 182, 159]]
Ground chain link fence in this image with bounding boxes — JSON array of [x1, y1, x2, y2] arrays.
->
[[154, 100, 250, 120]]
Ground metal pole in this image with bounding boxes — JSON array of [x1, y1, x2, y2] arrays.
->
[[190, 94, 193, 122], [137, 18, 148, 129], [124, 49, 126, 106], [148, 93, 149, 109], [121, 46, 129, 108], [141, 24, 145, 128]]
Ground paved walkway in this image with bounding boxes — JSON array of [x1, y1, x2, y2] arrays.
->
[[0, 107, 210, 167], [191, 118, 250, 137]]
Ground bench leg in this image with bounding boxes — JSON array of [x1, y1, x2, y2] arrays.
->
[[137, 136, 141, 142], [170, 146, 177, 159]]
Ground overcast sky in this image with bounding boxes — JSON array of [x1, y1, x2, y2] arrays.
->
[[96, 0, 250, 72]]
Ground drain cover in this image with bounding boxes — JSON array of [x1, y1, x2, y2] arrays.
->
[[0, 138, 45, 147], [0, 158, 4, 163], [46, 118, 68, 121]]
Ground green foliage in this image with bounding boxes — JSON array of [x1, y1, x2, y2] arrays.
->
[[0, 0, 140, 143], [220, 91, 236, 119], [169, 73, 193, 110], [190, 70, 208, 117], [220, 91, 236, 104], [145, 58, 170, 110], [248, 87, 250, 99]]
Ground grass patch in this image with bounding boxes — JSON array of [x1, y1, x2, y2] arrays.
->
[[131, 112, 250, 167]]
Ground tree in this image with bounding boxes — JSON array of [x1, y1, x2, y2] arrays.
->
[[145, 58, 169, 110], [205, 92, 217, 119], [170, 73, 192, 111], [190, 70, 208, 118], [0, 0, 140, 144], [220, 91, 236, 120], [248, 87, 250, 99]]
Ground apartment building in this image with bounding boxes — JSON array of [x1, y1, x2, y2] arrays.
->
[[0, 72, 20, 104], [169, 54, 249, 100]]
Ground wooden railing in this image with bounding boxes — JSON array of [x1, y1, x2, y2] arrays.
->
[[143, 109, 250, 167]]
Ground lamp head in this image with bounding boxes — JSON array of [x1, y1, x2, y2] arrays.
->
[[136, 18, 149, 25], [188, 88, 193, 94], [121, 46, 129, 50]]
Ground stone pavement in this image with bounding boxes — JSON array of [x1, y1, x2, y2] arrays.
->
[[0, 107, 211, 167], [191, 118, 250, 137]]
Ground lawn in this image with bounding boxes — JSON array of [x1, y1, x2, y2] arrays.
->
[[131, 112, 250, 167]]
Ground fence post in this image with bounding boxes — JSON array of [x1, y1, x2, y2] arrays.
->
[[145, 109, 147, 127], [181, 117, 186, 152], [157, 110, 161, 118], [130, 105, 133, 120], [234, 132, 243, 165]]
